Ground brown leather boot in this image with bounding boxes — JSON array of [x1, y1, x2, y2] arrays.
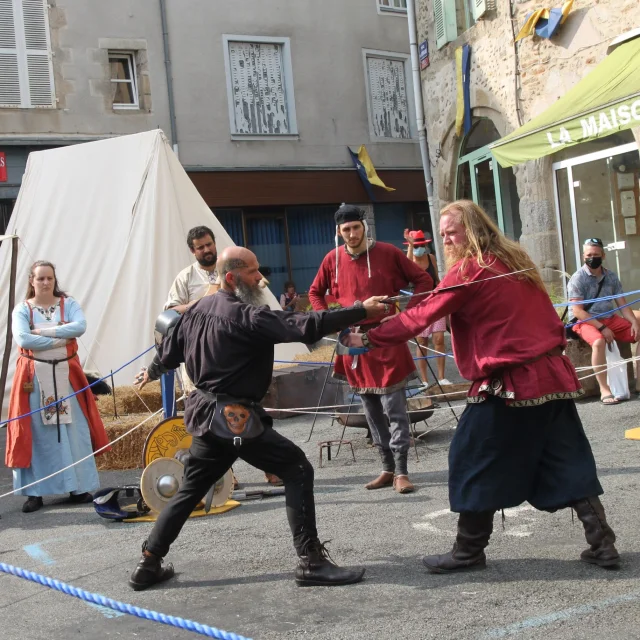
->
[[365, 471, 394, 490], [129, 542, 175, 591], [393, 475, 415, 494], [571, 497, 620, 568], [423, 511, 494, 573]]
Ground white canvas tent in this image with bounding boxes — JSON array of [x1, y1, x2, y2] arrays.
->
[[0, 130, 306, 413]]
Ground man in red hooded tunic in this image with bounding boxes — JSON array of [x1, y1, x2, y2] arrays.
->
[[309, 205, 433, 493]]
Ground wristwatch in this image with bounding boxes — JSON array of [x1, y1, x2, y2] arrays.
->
[[597, 324, 606, 332], [361, 332, 372, 348]]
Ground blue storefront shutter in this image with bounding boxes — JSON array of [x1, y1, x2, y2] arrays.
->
[[286, 206, 336, 294], [214, 209, 244, 246]]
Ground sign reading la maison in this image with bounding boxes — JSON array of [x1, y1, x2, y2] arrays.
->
[[546, 98, 640, 149]]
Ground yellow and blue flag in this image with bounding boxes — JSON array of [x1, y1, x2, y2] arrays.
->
[[348, 145, 395, 202]]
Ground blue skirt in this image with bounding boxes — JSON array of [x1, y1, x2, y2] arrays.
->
[[449, 396, 603, 513], [13, 378, 100, 497]]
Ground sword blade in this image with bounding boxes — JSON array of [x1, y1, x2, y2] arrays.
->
[[384, 268, 535, 303]]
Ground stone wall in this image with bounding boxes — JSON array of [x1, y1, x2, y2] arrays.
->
[[415, 0, 638, 284]]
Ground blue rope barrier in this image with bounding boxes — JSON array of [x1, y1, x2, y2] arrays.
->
[[566, 297, 640, 328], [0, 344, 155, 428], [553, 287, 640, 308], [400, 278, 640, 309], [0, 563, 252, 640]]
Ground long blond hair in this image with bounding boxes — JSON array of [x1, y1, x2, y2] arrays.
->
[[440, 200, 545, 291]]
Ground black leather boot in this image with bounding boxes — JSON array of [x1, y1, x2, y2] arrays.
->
[[129, 542, 175, 591], [295, 541, 365, 586], [22, 496, 43, 513], [423, 511, 494, 573], [571, 497, 620, 568]]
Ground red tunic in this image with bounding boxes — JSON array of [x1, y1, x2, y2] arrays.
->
[[309, 241, 433, 393], [367, 255, 583, 406]]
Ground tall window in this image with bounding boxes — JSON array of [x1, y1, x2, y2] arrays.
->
[[378, 0, 407, 14], [0, 0, 55, 108], [363, 50, 414, 141], [109, 52, 138, 109], [223, 35, 298, 138]]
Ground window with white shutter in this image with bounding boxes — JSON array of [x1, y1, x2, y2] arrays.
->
[[223, 35, 298, 138], [0, 0, 54, 108], [363, 50, 415, 142]]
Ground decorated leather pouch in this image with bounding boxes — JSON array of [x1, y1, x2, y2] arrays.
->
[[203, 392, 265, 445]]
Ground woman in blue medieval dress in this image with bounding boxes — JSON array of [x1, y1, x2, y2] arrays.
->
[[6, 261, 109, 513]]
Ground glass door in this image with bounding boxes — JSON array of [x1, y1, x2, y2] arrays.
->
[[553, 142, 640, 297]]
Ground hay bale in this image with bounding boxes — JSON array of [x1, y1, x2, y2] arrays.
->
[[96, 381, 182, 418], [96, 413, 162, 470]]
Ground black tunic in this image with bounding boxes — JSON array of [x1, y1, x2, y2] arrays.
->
[[155, 290, 366, 435]]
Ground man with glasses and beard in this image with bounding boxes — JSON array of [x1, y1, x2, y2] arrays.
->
[[129, 246, 388, 591]]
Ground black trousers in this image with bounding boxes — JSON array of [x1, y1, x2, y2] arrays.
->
[[449, 396, 603, 513], [146, 427, 317, 557]]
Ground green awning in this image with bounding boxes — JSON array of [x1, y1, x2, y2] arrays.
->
[[490, 36, 640, 168]]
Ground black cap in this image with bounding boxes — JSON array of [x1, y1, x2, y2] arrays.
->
[[335, 204, 365, 226]]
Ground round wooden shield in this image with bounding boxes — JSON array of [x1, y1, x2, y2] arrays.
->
[[143, 416, 192, 468]]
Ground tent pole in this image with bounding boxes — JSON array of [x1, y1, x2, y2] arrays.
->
[[0, 236, 19, 413]]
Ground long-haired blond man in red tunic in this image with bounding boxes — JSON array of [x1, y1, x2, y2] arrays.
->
[[343, 200, 619, 573]]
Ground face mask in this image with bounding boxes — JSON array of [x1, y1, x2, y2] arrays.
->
[[585, 257, 602, 269], [413, 247, 427, 257]]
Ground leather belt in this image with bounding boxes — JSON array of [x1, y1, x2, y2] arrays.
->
[[21, 351, 77, 365]]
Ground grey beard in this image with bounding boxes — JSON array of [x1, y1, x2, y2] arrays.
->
[[235, 280, 267, 307]]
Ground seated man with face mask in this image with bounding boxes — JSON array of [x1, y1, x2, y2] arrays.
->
[[128, 246, 388, 591], [567, 237, 640, 405]]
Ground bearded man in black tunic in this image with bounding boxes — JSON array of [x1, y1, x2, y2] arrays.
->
[[129, 246, 388, 590]]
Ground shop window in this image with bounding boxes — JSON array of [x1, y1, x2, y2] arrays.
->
[[434, 0, 491, 49], [553, 135, 640, 295], [456, 119, 522, 240]]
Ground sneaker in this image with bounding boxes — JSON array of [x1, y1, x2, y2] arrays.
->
[[438, 378, 453, 386]]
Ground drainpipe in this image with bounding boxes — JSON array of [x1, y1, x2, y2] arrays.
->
[[406, 0, 444, 277], [159, 0, 179, 158]]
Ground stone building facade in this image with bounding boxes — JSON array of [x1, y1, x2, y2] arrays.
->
[[416, 0, 640, 290], [1, 0, 430, 293]]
